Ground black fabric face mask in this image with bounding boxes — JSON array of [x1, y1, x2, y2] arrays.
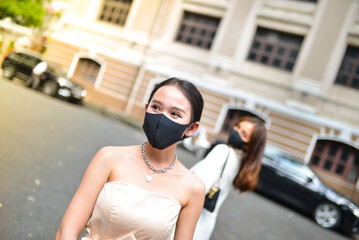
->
[[227, 129, 248, 150], [142, 112, 191, 150]]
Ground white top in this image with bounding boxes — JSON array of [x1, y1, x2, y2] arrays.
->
[[191, 144, 241, 240], [33, 61, 47, 75]]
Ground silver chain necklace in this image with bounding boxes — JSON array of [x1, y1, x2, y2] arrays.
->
[[141, 141, 177, 182]]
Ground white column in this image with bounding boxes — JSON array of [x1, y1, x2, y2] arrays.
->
[[124, 0, 169, 115]]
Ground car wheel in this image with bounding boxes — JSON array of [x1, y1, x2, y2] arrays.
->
[[25, 76, 33, 88], [2, 64, 16, 79], [42, 80, 58, 96], [313, 202, 341, 229]]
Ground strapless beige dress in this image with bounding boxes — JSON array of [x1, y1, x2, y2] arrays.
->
[[82, 181, 181, 240]]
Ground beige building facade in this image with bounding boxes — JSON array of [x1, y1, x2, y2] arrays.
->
[[44, 0, 359, 200]]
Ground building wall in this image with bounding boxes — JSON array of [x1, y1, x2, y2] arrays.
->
[[267, 111, 320, 160], [299, 0, 350, 82], [130, 0, 162, 33], [96, 54, 139, 104], [44, 0, 359, 194], [217, 0, 255, 57], [45, 38, 78, 70]]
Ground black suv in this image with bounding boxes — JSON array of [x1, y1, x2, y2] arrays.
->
[[1, 49, 87, 102]]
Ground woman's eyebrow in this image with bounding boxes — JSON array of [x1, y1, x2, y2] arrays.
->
[[151, 99, 162, 105], [172, 107, 187, 115], [152, 99, 187, 115]]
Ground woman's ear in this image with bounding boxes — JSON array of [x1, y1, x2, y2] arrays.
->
[[184, 122, 200, 137]]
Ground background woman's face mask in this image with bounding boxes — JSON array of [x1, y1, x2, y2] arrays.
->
[[227, 129, 248, 150], [142, 112, 191, 150]]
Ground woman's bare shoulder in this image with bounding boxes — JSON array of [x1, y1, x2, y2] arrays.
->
[[94, 145, 139, 164], [179, 166, 206, 196]]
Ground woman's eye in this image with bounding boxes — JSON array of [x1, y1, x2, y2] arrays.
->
[[242, 132, 247, 138], [171, 112, 181, 118], [151, 105, 159, 110]]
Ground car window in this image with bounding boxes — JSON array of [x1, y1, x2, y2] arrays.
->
[[18, 53, 31, 60], [29, 55, 42, 63], [16, 53, 28, 59], [263, 147, 279, 163], [15, 52, 42, 64], [278, 155, 313, 179]]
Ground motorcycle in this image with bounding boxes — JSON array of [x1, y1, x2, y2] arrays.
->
[[181, 127, 211, 159]]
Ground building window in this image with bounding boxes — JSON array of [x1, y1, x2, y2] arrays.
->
[[310, 140, 359, 183], [176, 11, 220, 49], [335, 46, 359, 90], [248, 27, 303, 71], [99, 0, 132, 26], [73, 58, 100, 83]]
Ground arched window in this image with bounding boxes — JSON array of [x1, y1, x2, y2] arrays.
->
[[73, 58, 100, 83], [310, 140, 359, 183]]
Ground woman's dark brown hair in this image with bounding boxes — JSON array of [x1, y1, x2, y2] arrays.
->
[[147, 77, 204, 123], [232, 116, 267, 192]]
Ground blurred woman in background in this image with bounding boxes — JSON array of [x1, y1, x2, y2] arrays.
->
[[191, 116, 267, 240]]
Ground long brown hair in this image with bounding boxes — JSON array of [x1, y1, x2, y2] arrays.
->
[[232, 116, 267, 192]]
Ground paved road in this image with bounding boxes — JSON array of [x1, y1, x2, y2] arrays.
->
[[0, 77, 357, 240]]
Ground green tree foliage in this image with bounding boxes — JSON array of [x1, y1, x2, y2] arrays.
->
[[0, 0, 47, 27]]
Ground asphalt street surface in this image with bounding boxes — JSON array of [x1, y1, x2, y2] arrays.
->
[[0, 77, 358, 240]]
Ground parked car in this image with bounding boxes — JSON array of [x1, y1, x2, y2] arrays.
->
[[256, 145, 359, 234], [1, 49, 87, 102]]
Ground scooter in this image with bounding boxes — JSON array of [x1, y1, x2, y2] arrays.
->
[[181, 127, 211, 159]]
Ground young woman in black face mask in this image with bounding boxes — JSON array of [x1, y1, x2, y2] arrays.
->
[[56, 78, 205, 240], [191, 116, 267, 240]]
